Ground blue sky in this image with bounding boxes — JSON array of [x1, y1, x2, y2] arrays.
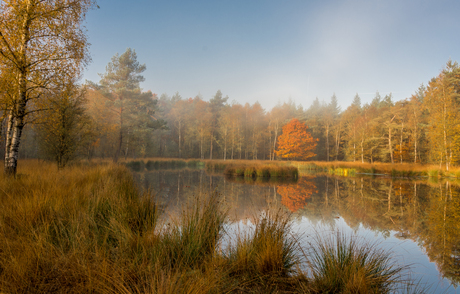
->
[[83, 0, 460, 111]]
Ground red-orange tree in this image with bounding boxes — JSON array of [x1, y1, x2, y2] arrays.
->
[[275, 118, 317, 160]]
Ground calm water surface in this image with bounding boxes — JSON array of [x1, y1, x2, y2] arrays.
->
[[135, 169, 460, 293]]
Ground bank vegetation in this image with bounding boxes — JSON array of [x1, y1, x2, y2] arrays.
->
[[0, 161, 420, 293]]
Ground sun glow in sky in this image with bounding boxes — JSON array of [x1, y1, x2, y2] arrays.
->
[[84, 0, 460, 111]]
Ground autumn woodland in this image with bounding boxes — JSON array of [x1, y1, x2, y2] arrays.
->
[[5, 46, 460, 171]]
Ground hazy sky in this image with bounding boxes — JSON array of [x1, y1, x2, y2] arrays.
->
[[83, 0, 460, 111]]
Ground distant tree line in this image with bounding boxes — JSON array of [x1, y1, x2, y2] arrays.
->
[[5, 43, 460, 168]]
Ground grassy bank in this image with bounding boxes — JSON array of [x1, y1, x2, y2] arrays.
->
[[292, 161, 460, 178], [120, 157, 460, 179], [0, 160, 418, 293], [223, 164, 298, 179], [121, 158, 205, 171], [204, 159, 460, 179]]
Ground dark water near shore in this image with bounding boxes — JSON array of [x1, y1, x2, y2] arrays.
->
[[135, 169, 460, 293]]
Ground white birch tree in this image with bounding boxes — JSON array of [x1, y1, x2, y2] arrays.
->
[[0, 0, 96, 175]]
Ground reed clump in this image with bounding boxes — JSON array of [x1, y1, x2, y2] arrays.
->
[[328, 167, 357, 177], [224, 164, 298, 179], [124, 158, 206, 171], [223, 209, 306, 292], [305, 232, 406, 293]]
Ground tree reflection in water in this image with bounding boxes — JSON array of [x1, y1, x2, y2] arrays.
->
[[277, 177, 317, 212]]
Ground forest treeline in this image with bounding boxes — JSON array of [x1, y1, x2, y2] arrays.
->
[[6, 46, 460, 169], [2, 2, 460, 173]]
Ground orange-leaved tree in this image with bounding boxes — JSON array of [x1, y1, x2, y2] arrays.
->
[[275, 118, 317, 160]]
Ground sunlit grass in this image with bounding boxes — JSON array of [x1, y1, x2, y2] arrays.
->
[[292, 160, 460, 179], [304, 232, 407, 293]]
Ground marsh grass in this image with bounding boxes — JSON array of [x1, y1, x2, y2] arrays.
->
[[293, 161, 460, 179], [125, 157, 460, 179], [223, 209, 307, 292], [156, 193, 226, 270], [0, 161, 159, 293], [0, 160, 417, 293], [304, 232, 408, 294], [224, 164, 298, 180], [121, 158, 205, 171]]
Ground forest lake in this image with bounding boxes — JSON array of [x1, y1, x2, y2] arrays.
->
[[131, 167, 460, 293]]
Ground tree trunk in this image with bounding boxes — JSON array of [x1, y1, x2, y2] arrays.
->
[[414, 123, 417, 163], [231, 129, 234, 160], [5, 110, 25, 176], [353, 128, 356, 162], [269, 126, 272, 160], [335, 124, 341, 161], [273, 123, 278, 160], [178, 120, 182, 158], [4, 3, 31, 175], [326, 125, 329, 161], [389, 126, 394, 164], [223, 128, 227, 160], [209, 132, 213, 160], [200, 134, 203, 159], [124, 129, 131, 160], [113, 106, 123, 163], [400, 122, 403, 163]]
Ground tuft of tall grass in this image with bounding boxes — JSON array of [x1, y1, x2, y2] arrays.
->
[[205, 161, 228, 172], [270, 166, 298, 179], [255, 166, 270, 178], [144, 159, 204, 171], [244, 166, 256, 178], [224, 164, 298, 180], [224, 209, 305, 291], [124, 160, 145, 171], [305, 232, 406, 293], [155, 193, 227, 270], [427, 169, 440, 178]]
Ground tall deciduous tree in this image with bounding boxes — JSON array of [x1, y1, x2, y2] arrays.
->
[[168, 97, 190, 158], [424, 63, 460, 170], [37, 80, 91, 168], [342, 94, 361, 162], [269, 101, 296, 160], [0, 0, 96, 175], [275, 118, 317, 160]]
